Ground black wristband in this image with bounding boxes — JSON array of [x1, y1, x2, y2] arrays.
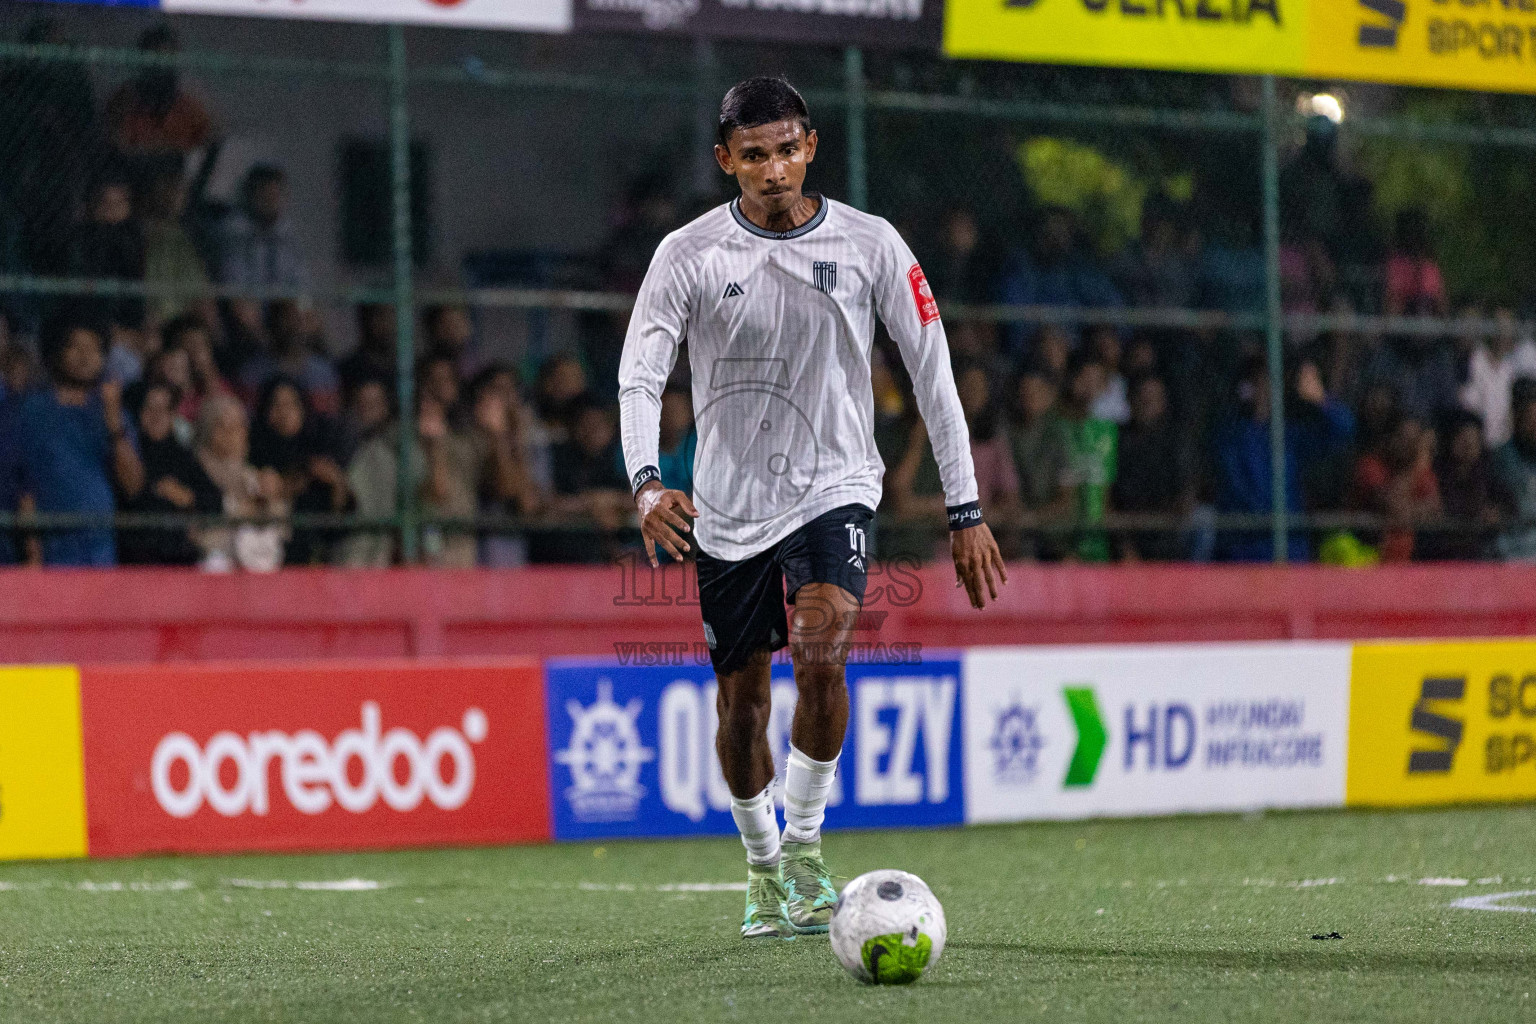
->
[[631, 465, 661, 495], [946, 500, 984, 531]]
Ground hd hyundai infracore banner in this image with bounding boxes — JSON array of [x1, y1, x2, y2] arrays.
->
[[2, 641, 1534, 861]]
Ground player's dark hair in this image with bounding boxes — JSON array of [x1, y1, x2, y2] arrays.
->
[[718, 77, 811, 147]]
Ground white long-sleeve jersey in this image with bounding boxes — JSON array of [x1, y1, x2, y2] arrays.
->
[[618, 194, 979, 562]]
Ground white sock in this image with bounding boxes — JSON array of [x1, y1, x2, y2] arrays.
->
[[730, 783, 781, 867], [782, 745, 839, 845]]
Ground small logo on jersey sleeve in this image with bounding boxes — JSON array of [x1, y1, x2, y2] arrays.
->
[[722, 281, 744, 299], [907, 263, 939, 325], [813, 261, 837, 296]]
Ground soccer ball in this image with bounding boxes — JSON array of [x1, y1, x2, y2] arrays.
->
[[829, 869, 946, 985]]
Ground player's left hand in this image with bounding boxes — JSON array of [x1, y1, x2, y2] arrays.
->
[[951, 522, 1007, 610]]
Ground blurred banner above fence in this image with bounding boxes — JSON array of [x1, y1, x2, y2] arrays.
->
[[945, 0, 1536, 95], [59, 0, 576, 32], [571, 0, 941, 48]]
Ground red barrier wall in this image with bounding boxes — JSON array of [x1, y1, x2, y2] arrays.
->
[[1, 563, 1533, 663]]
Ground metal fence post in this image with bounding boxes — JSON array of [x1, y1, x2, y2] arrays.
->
[[844, 46, 867, 211], [1260, 74, 1287, 564], [387, 24, 419, 563]]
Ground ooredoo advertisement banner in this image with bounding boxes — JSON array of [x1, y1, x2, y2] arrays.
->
[[544, 655, 964, 841], [1347, 640, 1536, 808], [962, 643, 1352, 823], [78, 661, 552, 857], [159, 0, 574, 33]]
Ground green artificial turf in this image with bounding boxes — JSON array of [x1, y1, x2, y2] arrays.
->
[[2, 806, 1535, 1023]]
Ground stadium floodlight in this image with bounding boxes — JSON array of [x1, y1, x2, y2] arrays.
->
[[1297, 91, 1345, 124]]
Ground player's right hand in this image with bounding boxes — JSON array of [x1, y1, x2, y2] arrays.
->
[[635, 482, 699, 567]]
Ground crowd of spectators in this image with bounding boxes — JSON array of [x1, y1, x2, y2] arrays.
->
[[882, 176, 1536, 564], [3, 18, 1536, 568]]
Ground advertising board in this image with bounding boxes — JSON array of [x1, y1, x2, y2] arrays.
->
[[1347, 640, 1536, 808], [78, 661, 551, 857], [159, 0, 573, 32], [0, 667, 88, 861], [544, 655, 964, 841], [963, 643, 1352, 823], [571, 0, 941, 49], [943, 0, 1536, 95]]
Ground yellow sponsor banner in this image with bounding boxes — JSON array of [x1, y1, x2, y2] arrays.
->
[[945, 0, 1536, 96], [0, 667, 88, 860], [1348, 640, 1536, 807], [943, 0, 1306, 77]]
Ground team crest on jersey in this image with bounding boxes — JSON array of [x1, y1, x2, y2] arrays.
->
[[813, 261, 837, 296]]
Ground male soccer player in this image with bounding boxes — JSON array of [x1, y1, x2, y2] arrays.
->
[[618, 77, 1006, 940]]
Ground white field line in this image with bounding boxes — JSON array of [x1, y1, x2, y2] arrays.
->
[[1451, 890, 1536, 914], [227, 879, 386, 891], [1419, 877, 1470, 886], [578, 881, 747, 892]]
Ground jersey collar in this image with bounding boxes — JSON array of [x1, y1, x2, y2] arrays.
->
[[730, 193, 828, 240]]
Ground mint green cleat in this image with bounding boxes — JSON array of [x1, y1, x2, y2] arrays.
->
[[741, 863, 796, 940], [782, 839, 839, 934]]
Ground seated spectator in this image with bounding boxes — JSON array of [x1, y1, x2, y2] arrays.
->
[[138, 159, 213, 328], [1198, 214, 1266, 315], [337, 376, 392, 468], [1383, 209, 1447, 317], [1113, 375, 1193, 560], [1362, 332, 1459, 424], [1, 334, 37, 400], [338, 303, 398, 394], [1111, 203, 1198, 309], [997, 207, 1122, 357], [467, 366, 544, 568], [160, 314, 233, 423], [249, 376, 350, 565], [16, 316, 145, 566], [1059, 357, 1118, 562], [927, 208, 996, 305], [1086, 326, 1130, 424], [535, 354, 589, 441], [530, 394, 632, 563], [1031, 323, 1071, 385], [237, 300, 340, 415], [890, 364, 1019, 537], [1493, 380, 1536, 561], [216, 164, 308, 300], [1007, 369, 1073, 555], [1212, 357, 1355, 562], [417, 351, 465, 430], [344, 363, 524, 568], [194, 394, 287, 572], [1351, 415, 1440, 562], [117, 379, 221, 565], [1427, 410, 1499, 560], [139, 346, 195, 445], [68, 172, 146, 356], [1459, 307, 1536, 449], [423, 304, 480, 377], [105, 25, 213, 159]]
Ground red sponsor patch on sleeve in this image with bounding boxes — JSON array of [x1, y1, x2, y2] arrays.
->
[[907, 263, 939, 325]]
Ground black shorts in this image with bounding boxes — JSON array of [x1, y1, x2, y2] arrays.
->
[[695, 503, 875, 677]]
